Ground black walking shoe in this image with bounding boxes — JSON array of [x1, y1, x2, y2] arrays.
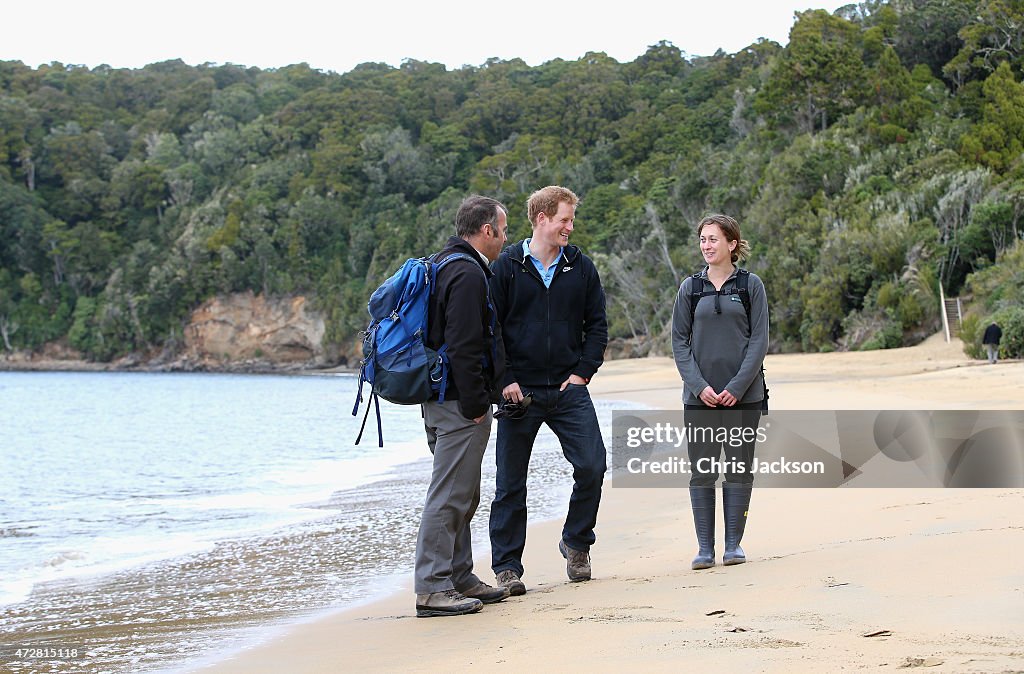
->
[[415, 589, 483, 617]]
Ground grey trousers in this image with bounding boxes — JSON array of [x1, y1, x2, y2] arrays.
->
[[414, 400, 492, 594], [986, 344, 999, 364]]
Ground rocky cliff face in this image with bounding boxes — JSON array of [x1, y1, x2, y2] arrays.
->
[[183, 292, 330, 368], [1, 293, 345, 372]]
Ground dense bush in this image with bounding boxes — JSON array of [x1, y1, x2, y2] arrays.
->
[[961, 240, 1024, 359], [987, 307, 1024, 359], [2, 1, 1023, 362]]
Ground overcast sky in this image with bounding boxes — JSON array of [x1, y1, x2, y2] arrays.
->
[[4, 1, 853, 74]]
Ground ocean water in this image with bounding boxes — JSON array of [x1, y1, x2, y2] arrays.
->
[[0, 371, 628, 673]]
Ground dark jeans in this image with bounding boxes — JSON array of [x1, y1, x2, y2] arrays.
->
[[489, 384, 606, 578], [683, 402, 762, 487]]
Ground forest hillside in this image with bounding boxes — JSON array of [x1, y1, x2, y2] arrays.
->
[[2, 0, 1023, 367]]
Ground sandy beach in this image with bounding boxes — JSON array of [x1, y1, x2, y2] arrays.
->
[[197, 334, 1023, 673]]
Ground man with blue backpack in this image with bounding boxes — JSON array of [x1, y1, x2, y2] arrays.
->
[[413, 195, 511, 617]]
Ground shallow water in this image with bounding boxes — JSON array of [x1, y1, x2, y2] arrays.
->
[[0, 371, 622, 673]]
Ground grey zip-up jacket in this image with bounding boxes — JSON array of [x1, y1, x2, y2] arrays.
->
[[671, 267, 769, 405]]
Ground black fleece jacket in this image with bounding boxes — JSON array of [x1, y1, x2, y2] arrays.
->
[[490, 240, 608, 388], [426, 236, 505, 420]]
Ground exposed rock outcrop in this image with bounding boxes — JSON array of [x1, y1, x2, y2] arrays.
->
[[182, 292, 329, 368], [1, 293, 347, 373]]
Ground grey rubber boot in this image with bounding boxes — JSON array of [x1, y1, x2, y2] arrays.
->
[[689, 486, 716, 570], [722, 482, 752, 566]]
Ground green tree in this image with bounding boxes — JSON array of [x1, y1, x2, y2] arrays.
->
[[869, 46, 917, 139], [960, 61, 1024, 170], [944, 0, 1024, 85], [757, 9, 868, 133], [892, 0, 978, 80]]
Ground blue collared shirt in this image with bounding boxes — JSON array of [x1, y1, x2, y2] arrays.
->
[[523, 238, 564, 288]]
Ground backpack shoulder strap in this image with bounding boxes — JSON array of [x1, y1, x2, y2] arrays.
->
[[734, 268, 752, 324], [442, 252, 498, 366], [429, 251, 498, 366], [688, 271, 705, 327], [689, 268, 754, 333], [429, 251, 479, 288], [435, 251, 476, 267], [733, 268, 768, 406]]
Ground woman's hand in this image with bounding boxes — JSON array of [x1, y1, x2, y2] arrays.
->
[[718, 389, 738, 406], [699, 386, 721, 407]]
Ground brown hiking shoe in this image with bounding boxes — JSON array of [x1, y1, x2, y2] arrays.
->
[[415, 589, 483, 617], [559, 540, 592, 582], [495, 569, 527, 596], [459, 581, 510, 604]]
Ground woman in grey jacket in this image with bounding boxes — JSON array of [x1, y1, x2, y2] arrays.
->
[[671, 214, 769, 570]]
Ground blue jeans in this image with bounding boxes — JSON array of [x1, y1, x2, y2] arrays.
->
[[489, 384, 606, 578]]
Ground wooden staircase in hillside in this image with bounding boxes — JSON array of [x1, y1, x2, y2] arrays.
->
[[941, 294, 963, 340]]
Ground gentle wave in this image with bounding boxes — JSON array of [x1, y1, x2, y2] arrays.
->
[[1, 370, 644, 674], [0, 371, 431, 611], [0, 527, 37, 538], [1, 445, 433, 609]]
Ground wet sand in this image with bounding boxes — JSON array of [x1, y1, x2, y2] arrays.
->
[[196, 334, 1024, 673]]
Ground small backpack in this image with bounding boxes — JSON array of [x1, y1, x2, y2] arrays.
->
[[688, 268, 769, 413], [351, 252, 494, 445]]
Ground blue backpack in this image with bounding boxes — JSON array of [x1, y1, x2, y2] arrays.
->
[[351, 252, 493, 445]]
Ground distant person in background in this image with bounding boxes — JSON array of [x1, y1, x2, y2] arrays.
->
[[983, 322, 1002, 364], [671, 214, 768, 570], [414, 195, 510, 617]]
